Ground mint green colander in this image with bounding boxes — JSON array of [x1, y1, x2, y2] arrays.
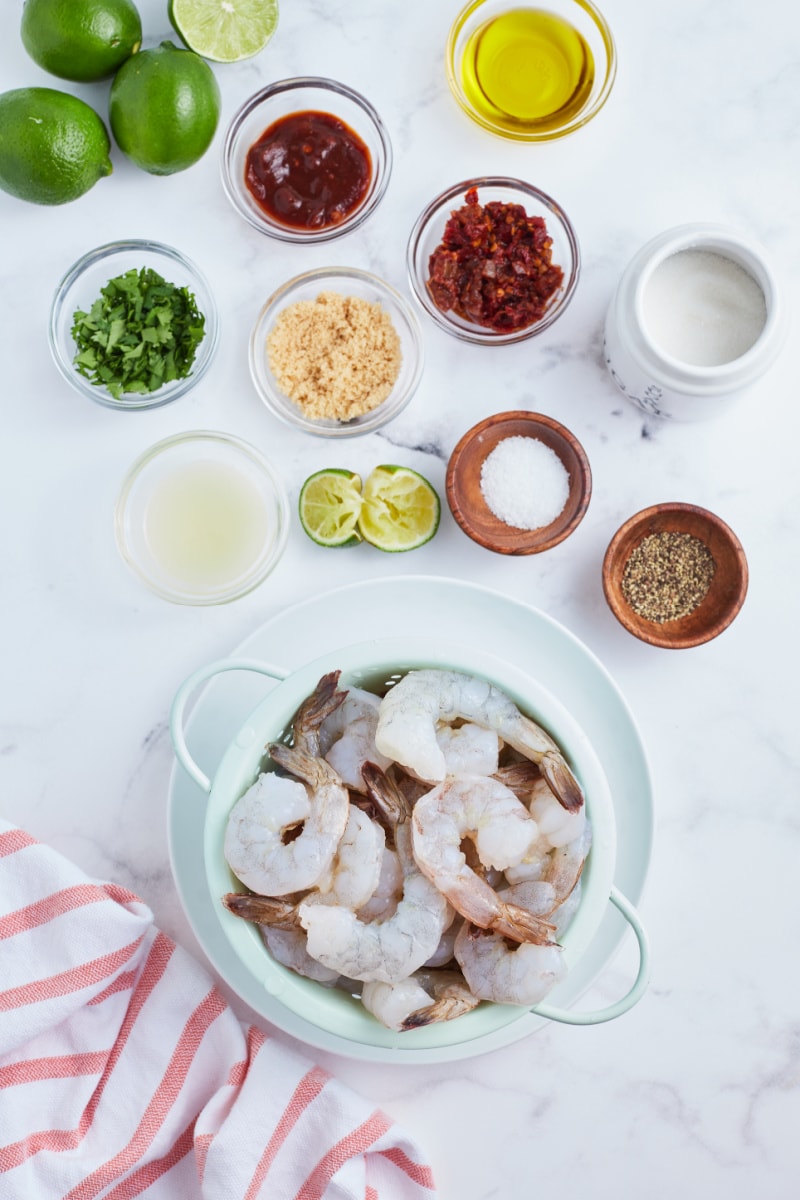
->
[[170, 635, 649, 1051]]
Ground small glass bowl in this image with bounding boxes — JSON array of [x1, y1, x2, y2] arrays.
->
[[446, 0, 617, 142], [407, 177, 580, 345], [221, 77, 392, 243], [49, 240, 219, 411], [249, 266, 424, 438], [115, 431, 289, 605]]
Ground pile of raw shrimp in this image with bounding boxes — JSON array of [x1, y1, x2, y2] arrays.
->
[[222, 667, 591, 1033]]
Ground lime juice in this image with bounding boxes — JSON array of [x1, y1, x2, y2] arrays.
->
[[143, 459, 272, 590]]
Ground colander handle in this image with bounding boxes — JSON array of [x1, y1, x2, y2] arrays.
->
[[169, 658, 290, 795], [530, 886, 650, 1025]]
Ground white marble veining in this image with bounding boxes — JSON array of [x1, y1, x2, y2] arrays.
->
[[2, 0, 800, 1195]]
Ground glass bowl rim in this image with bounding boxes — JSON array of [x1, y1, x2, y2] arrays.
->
[[248, 264, 425, 437], [49, 238, 219, 411], [221, 75, 393, 244], [114, 429, 290, 605], [406, 175, 581, 346], [445, 0, 618, 143]]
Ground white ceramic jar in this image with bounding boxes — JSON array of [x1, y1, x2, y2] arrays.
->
[[603, 223, 787, 421]]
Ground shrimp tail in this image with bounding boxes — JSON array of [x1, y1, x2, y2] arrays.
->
[[361, 761, 411, 828], [222, 892, 302, 929], [494, 902, 559, 946], [402, 989, 480, 1029], [290, 671, 347, 755], [493, 761, 541, 796], [540, 752, 584, 813], [269, 741, 340, 788]]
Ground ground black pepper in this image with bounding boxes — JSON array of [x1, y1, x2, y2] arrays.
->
[[621, 531, 716, 623]]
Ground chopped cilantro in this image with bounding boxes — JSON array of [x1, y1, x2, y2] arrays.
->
[[71, 267, 206, 400]]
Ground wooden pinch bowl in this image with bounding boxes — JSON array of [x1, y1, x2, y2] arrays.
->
[[446, 411, 592, 554], [602, 503, 748, 649]]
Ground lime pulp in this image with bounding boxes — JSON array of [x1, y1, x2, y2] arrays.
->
[[298, 469, 363, 547], [358, 465, 440, 553], [168, 0, 279, 63]]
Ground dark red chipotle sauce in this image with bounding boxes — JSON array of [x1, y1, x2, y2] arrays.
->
[[427, 188, 564, 332], [244, 110, 372, 231]]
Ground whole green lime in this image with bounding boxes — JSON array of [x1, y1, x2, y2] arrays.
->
[[109, 40, 221, 176], [21, 0, 142, 83], [0, 87, 112, 205]]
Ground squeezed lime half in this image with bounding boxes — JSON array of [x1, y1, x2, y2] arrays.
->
[[358, 465, 440, 552], [299, 468, 363, 547]]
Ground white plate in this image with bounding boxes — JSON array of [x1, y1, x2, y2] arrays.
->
[[167, 575, 653, 1064]]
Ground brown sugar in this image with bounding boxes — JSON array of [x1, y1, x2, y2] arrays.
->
[[266, 291, 402, 421]]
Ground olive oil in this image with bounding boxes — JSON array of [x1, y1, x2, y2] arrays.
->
[[460, 7, 595, 134], [143, 460, 271, 591]]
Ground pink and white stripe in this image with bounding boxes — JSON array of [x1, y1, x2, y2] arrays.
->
[[0, 820, 437, 1198]]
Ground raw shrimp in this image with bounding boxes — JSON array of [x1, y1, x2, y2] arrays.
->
[[223, 804, 384, 915], [423, 916, 463, 968], [225, 742, 349, 896], [262, 927, 341, 985], [503, 777, 588, 885], [222, 891, 303, 928], [315, 805, 385, 910], [360, 977, 433, 1032], [320, 686, 392, 791], [493, 878, 582, 938], [496, 880, 558, 920], [550, 878, 582, 938], [223, 672, 350, 895], [454, 922, 567, 1006], [500, 851, 549, 887], [375, 668, 584, 811], [356, 844, 403, 922], [402, 968, 480, 1028], [435, 722, 499, 776], [528, 777, 586, 848], [541, 819, 592, 907], [289, 670, 346, 756], [493, 760, 542, 795], [361, 760, 407, 830], [221, 893, 340, 984], [361, 969, 479, 1031], [298, 765, 452, 984], [299, 873, 452, 985], [411, 774, 556, 944]]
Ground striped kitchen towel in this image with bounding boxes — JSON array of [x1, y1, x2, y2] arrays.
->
[[0, 820, 437, 1199]]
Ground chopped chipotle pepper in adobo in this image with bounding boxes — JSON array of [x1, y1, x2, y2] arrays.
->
[[426, 187, 564, 332]]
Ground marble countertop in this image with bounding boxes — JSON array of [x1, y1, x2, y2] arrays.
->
[[2, 0, 799, 1195]]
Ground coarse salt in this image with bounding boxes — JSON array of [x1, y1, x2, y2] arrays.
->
[[480, 435, 570, 530]]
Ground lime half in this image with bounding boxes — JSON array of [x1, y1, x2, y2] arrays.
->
[[168, 0, 278, 63], [299, 469, 363, 548], [359, 466, 440, 552]]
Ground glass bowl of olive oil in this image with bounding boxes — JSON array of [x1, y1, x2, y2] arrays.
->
[[446, 0, 616, 142], [115, 431, 289, 605]]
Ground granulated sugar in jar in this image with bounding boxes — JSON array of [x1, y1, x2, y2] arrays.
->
[[603, 222, 787, 420], [480, 435, 570, 529]]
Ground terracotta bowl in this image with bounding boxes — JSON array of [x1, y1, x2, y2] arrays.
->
[[446, 411, 592, 554], [602, 503, 748, 649]]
